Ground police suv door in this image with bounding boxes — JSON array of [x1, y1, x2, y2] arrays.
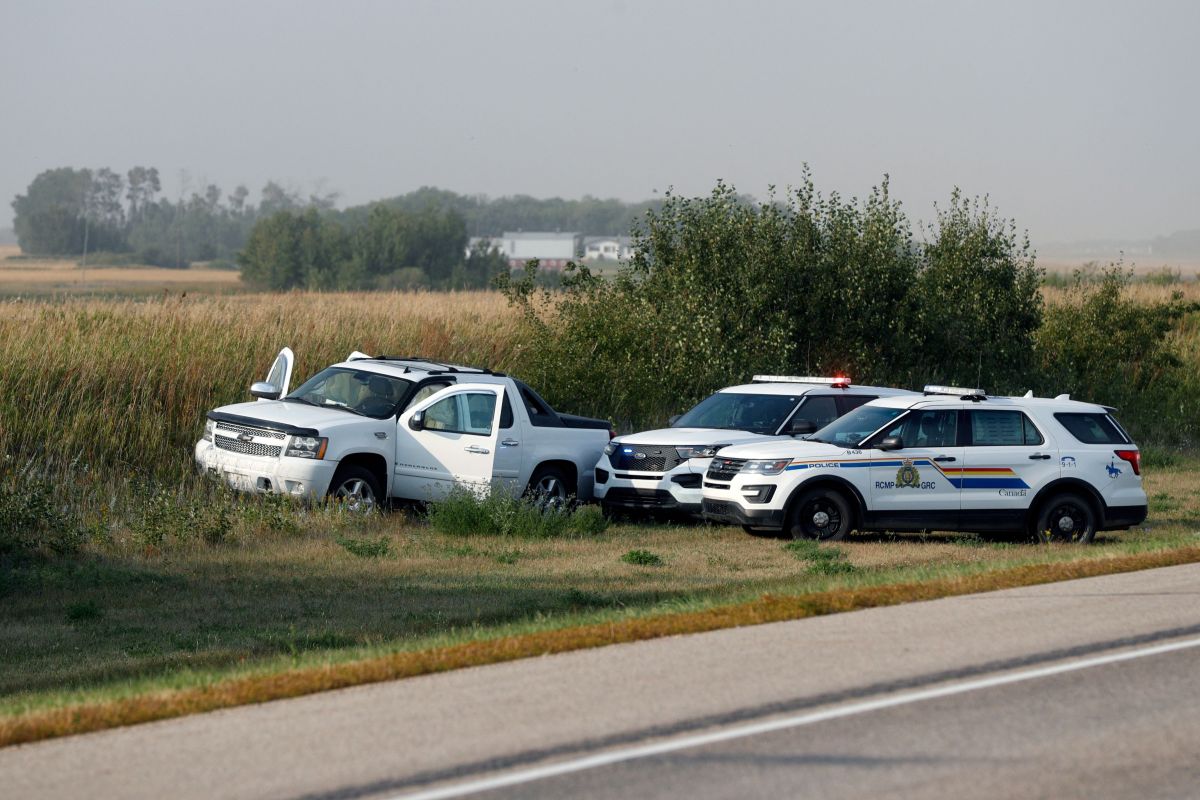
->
[[865, 407, 965, 530], [959, 408, 1059, 532]]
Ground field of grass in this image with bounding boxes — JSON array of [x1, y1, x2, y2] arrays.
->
[[0, 245, 242, 297], [2, 458, 1198, 735]]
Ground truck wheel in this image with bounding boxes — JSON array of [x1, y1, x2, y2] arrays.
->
[[786, 488, 852, 541], [1033, 493, 1096, 543], [328, 465, 381, 513], [527, 465, 571, 509]]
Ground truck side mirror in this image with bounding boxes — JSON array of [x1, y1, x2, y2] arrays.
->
[[878, 436, 903, 451], [250, 381, 280, 400], [408, 411, 425, 431]]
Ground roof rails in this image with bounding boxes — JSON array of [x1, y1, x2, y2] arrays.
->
[[923, 384, 987, 401], [752, 375, 852, 389], [367, 356, 503, 377]]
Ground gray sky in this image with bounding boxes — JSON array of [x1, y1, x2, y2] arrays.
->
[[2, 0, 1197, 243]]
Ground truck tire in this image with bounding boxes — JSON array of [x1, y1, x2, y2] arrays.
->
[[328, 465, 381, 513], [786, 487, 852, 541], [527, 465, 571, 509]]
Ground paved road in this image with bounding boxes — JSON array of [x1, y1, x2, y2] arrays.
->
[[5, 564, 1200, 800]]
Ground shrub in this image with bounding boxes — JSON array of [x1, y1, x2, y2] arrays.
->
[[425, 486, 602, 539], [783, 539, 856, 575], [0, 464, 84, 557], [621, 549, 663, 566]]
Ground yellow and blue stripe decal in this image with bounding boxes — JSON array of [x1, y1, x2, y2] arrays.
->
[[783, 458, 1030, 489]]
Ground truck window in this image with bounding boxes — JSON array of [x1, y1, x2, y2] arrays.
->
[[423, 392, 497, 436], [406, 380, 452, 410]]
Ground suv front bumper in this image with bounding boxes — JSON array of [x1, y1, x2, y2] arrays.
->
[[195, 440, 338, 499], [593, 463, 705, 516]]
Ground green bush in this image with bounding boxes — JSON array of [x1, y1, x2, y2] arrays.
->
[[0, 465, 84, 558], [621, 548, 663, 566], [784, 539, 856, 575]]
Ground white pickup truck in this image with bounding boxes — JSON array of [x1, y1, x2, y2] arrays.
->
[[195, 349, 612, 510]]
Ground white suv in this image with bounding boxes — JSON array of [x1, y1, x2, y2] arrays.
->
[[701, 386, 1148, 542], [593, 377, 916, 517]]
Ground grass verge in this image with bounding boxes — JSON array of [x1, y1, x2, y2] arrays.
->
[[4, 544, 1200, 748]]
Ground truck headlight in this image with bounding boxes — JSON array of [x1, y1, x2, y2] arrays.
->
[[742, 458, 792, 475], [676, 444, 728, 459], [285, 435, 328, 459], [203, 419, 215, 442]]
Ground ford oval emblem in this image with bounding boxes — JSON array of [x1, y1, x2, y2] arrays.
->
[[634, 452, 647, 460]]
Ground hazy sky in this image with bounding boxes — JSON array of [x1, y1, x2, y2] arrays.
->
[[3, 0, 1197, 243]]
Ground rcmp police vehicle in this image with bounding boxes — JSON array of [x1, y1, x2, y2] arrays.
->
[[593, 377, 916, 517], [701, 386, 1148, 542]]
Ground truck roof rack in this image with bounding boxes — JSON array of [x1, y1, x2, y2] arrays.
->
[[367, 356, 503, 377]]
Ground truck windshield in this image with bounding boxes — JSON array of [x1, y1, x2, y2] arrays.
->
[[671, 392, 803, 435], [284, 367, 411, 420], [809, 405, 906, 446]]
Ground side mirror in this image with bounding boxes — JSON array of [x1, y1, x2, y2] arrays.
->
[[788, 419, 817, 436], [408, 411, 425, 431], [250, 381, 280, 400], [878, 436, 903, 451], [668, 414, 682, 426]]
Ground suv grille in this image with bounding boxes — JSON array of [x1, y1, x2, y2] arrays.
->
[[214, 421, 286, 441], [706, 457, 746, 481], [702, 500, 739, 518], [214, 436, 283, 458], [609, 444, 682, 474]]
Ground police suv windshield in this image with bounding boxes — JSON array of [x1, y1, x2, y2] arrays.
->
[[284, 367, 411, 420], [672, 392, 803, 435], [809, 405, 906, 446]]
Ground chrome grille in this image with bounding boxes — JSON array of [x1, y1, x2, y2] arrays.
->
[[214, 421, 286, 441], [214, 436, 283, 458], [608, 444, 682, 474], [706, 457, 746, 481]]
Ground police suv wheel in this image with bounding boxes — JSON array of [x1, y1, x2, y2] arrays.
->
[[787, 488, 852, 541], [1034, 493, 1096, 543]]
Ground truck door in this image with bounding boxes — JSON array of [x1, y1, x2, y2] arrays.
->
[[257, 347, 294, 401], [490, 391, 525, 493], [392, 384, 504, 501]]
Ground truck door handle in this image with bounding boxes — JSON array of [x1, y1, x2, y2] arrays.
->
[[500, 439, 520, 447], [1029, 453, 1052, 460], [464, 445, 490, 454], [933, 455, 956, 463]]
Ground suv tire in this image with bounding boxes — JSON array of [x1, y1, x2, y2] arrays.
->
[[787, 488, 853, 541], [1034, 492, 1096, 543]]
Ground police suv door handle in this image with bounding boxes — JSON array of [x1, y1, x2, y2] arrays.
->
[[464, 445, 490, 454], [933, 455, 956, 463], [1028, 453, 1053, 460], [500, 439, 520, 447]]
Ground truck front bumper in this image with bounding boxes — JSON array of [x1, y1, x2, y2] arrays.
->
[[194, 440, 338, 500]]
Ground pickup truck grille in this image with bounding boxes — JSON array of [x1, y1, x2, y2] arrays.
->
[[214, 436, 283, 458], [608, 445, 682, 474], [215, 421, 287, 441], [706, 457, 746, 481]]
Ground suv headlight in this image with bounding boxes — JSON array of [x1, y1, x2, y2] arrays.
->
[[741, 458, 792, 475], [676, 444, 728, 459], [203, 419, 215, 442], [285, 435, 328, 459], [604, 440, 621, 456]]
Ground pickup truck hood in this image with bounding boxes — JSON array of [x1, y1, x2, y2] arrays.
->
[[616, 427, 782, 448], [716, 439, 849, 461], [208, 400, 382, 436]]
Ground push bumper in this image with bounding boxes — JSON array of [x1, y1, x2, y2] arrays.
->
[[194, 440, 338, 499]]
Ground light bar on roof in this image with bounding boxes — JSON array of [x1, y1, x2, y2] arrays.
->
[[753, 375, 852, 388], [924, 384, 987, 397]]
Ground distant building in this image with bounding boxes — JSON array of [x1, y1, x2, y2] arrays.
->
[[465, 232, 582, 270], [583, 236, 633, 262]]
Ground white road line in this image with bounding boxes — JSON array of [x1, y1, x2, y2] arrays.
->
[[392, 635, 1200, 800]]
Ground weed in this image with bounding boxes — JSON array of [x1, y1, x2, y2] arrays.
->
[[0, 466, 83, 557], [1150, 492, 1178, 514], [495, 549, 522, 565], [426, 486, 600, 539], [621, 549, 663, 566], [784, 539, 857, 575], [336, 536, 392, 559], [65, 600, 103, 623], [569, 504, 608, 536]]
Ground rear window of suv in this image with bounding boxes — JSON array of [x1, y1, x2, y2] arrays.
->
[[1054, 413, 1131, 445]]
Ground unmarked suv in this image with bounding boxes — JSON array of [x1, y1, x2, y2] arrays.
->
[[593, 377, 916, 516], [701, 386, 1148, 542]]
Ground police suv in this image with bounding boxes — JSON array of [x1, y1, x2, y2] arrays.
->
[[701, 386, 1148, 542], [593, 377, 916, 517]]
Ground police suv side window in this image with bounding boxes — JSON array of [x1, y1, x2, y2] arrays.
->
[[968, 410, 1044, 446], [792, 395, 838, 430], [873, 410, 957, 448], [836, 395, 874, 415], [1054, 413, 1129, 445]]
